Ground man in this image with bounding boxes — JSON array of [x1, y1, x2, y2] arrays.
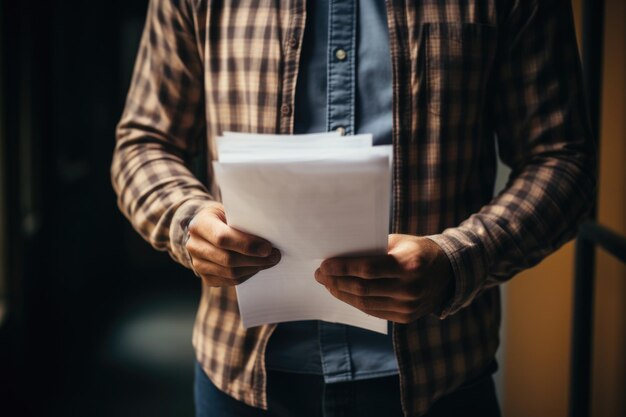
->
[[111, 0, 595, 416]]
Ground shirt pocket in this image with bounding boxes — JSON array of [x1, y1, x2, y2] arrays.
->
[[424, 22, 497, 117]]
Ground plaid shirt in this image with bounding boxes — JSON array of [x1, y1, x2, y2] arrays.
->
[[111, 0, 595, 415]]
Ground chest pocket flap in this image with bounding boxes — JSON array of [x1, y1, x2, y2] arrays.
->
[[424, 22, 497, 118]]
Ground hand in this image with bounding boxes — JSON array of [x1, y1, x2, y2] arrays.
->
[[185, 203, 281, 287], [315, 234, 454, 323]]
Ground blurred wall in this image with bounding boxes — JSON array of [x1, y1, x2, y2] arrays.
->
[[0, 3, 5, 313], [502, 1, 626, 416], [591, 0, 626, 414]]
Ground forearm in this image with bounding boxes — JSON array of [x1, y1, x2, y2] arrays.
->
[[111, 0, 214, 268], [428, 149, 595, 315], [111, 125, 214, 268]]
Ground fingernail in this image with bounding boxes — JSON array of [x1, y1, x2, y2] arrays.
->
[[269, 249, 281, 263]]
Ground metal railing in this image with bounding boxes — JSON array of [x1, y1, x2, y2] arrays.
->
[[570, 222, 626, 417], [567, 1, 626, 416]]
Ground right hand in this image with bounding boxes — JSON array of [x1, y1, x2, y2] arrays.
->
[[185, 203, 281, 287]]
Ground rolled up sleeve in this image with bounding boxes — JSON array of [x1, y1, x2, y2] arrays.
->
[[428, 0, 597, 318]]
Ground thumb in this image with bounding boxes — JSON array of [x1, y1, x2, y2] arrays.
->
[[387, 234, 403, 250]]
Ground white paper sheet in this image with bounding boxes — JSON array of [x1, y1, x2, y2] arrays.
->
[[217, 133, 374, 163], [213, 133, 391, 334], [222, 131, 342, 139]]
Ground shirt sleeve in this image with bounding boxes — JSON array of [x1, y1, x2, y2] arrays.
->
[[427, 0, 597, 318], [111, 0, 214, 269]]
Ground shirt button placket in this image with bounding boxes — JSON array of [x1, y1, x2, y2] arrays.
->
[[287, 34, 298, 49], [319, 0, 356, 384], [326, 1, 355, 137]]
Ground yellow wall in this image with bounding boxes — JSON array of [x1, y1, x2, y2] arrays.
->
[[502, 1, 626, 416], [0, 3, 5, 311]]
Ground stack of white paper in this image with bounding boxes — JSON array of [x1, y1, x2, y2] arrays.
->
[[213, 132, 392, 334]]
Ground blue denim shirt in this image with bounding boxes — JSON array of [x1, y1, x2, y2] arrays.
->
[[264, 0, 398, 383]]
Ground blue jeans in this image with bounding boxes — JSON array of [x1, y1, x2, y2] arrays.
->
[[194, 361, 500, 417]]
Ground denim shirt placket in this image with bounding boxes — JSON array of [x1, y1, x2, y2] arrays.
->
[[319, 0, 357, 384], [326, 0, 356, 135]]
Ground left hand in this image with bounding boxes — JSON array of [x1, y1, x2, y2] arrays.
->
[[315, 234, 455, 323]]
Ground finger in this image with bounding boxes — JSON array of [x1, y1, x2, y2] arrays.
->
[[314, 270, 414, 300], [189, 211, 273, 257], [211, 247, 281, 267], [192, 259, 267, 280], [320, 255, 402, 278], [200, 271, 259, 287], [187, 237, 281, 267], [323, 285, 415, 315], [361, 309, 421, 324]]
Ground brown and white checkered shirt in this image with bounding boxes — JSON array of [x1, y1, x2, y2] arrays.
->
[[111, 0, 595, 415]]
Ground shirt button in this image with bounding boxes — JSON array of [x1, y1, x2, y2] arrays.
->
[[335, 126, 346, 136], [335, 48, 347, 61], [287, 35, 298, 49], [281, 104, 292, 116]]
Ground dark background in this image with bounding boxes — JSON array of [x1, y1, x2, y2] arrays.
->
[[0, 1, 201, 416], [1, 1, 624, 417]]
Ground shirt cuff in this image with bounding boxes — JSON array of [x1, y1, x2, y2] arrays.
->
[[425, 229, 490, 319], [170, 197, 216, 273]]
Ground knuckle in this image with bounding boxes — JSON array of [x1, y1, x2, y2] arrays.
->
[[215, 233, 229, 248], [221, 251, 235, 266]]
